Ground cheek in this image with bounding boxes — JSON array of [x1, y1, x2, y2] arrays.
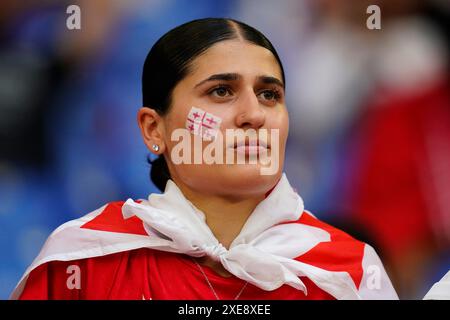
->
[[185, 106, 223, 140], [268, 108, 289, 140], [163, 103, 193, 140], [282, 111, 289, 143]]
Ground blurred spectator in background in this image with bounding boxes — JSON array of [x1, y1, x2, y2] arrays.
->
[[0, 0, 448, 299], [274, 0, 449, 299], [345, 2, 450, 299]]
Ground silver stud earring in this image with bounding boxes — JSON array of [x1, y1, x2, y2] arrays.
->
[[152, 144, 160, 152]]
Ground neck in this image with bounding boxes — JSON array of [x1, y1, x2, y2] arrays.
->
[[181, 186, 264, 277], [175, 182, 264, 249]]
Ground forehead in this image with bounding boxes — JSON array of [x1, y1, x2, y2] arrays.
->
[[187, 40, 283, 82]]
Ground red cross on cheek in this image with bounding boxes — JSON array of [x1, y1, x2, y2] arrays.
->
[[206, 117, 217, 125]]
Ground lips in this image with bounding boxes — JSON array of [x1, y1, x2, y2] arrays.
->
[[228, 138, 270, 149], [228, 138, 270, 156]]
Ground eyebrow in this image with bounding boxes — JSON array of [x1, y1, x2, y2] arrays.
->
[[258, 75, 284, 89], [194, 73, 240, 88], [194, 73, 284, 89]]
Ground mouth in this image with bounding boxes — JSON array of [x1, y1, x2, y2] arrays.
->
[[228, 139, 271, 156]]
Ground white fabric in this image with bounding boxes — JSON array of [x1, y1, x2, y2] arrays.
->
[[11, 173, 398, 300], [423, 270, 450, 300], [121, 173, 362, 299], [358, 244, 399, 299]]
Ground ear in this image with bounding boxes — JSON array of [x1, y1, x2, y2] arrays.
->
[[137, 107, 166, 155]]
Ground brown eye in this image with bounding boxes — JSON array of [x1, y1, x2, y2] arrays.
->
[[209, 85, 232, 98], [258, 89, 281, 102]]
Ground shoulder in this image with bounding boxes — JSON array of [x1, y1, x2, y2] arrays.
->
[[294, 211, 367, 289], [41, 200, 148, 240], [33, 199, 150, 268], [296, 210, 398, 299], [78, 199, 148, 235], [295, 209, 367, 261], [12, 199, 154, 299], [18, 248, 154, 299], [298, 210, 366, 244]]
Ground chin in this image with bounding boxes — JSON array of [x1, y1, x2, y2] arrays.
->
[[178, 163, 283, 198], [216, 164, 282, 196]]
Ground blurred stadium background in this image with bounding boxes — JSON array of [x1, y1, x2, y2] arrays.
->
[[0, 0, 449, 299]]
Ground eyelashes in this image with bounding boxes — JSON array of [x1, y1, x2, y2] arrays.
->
[[208, 85, 233, 98], [259, 88, 282, 101]]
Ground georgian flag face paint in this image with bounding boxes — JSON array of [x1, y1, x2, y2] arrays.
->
[[185, 107, 222, 140]]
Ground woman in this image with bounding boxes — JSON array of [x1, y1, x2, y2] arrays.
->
[[11, 18, 398, 300]]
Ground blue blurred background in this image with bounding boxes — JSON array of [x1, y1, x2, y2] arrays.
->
[[0, 0, 449, 299]]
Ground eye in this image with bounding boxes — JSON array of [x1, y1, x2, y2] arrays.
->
[[209, 85, 233, 98], [258, 89, 281, 103]]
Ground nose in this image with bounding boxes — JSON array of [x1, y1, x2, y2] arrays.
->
[[234, 89, 265, 129]]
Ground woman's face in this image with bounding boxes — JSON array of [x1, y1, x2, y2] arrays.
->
[[162, 39, 289, 198]]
